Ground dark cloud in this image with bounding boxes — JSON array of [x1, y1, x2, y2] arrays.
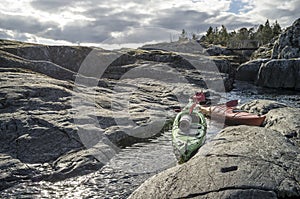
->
[[27, 0, 149, 43], [208, 14, 255, 30], [150, 9, 213, 32], [0, 13, 57, 34], [30, 0, 78, 12], [81, 6, 117, 18], [1, 0, 299, 46], [43, 17, 139, 43]]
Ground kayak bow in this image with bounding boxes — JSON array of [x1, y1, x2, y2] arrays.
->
[[172, 108, 207, 163]]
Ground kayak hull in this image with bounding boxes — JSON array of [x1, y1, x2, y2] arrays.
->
[[200, 105, 266, 126], [172, 110, 207, 163]]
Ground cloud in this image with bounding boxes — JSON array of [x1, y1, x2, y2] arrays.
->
[[150, 9, 212, 31], [0, 13, 58, 34], [0, 0, 299, 47], [102, 27, 180, 45], [242, 0, 300, 27], [30, 0, 74, 12]]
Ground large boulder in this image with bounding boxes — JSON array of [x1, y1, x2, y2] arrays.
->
[[236, 59, 270, 82], [239, 100, 287, 115], [129, 125, 300, 199], [237, 18, 300, 89], [205, 45, 232, 56], [240, 100, 299, 145], [250, 42, 274, 60], [272, 18, 300, 59], [265, 107, 300, 145], [256, 59, 300, 90]]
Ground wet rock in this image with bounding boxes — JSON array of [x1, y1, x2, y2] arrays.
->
[[0, 68, 105, 188], [256, 59, 300, 90], [272, 18, 300, 59], [0, 154, 37, 191], [236, 59, 270, 82], [48, 149, 105, 181], [0, 39, 263, 195], [1, 44, 225, 191], [129, 126, 300, 199]]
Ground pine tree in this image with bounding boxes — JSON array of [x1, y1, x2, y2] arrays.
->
[[272, 20, 282, 37], [219, 25, 229, 46], [179, 29, 188, 41], [192, 33, 199, 40], [205, 26, 214, 43], [262, 19, 273, 44], [199, 19, 282, 47]]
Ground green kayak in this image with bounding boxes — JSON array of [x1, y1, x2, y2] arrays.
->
[[172, 107, 207, 163]]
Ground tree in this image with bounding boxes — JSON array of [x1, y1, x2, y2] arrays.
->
[[272, 20, 282, 37], [238, 28, 249, 40], [205, 26, 214, 43], [206, 26, 213, 37], [248, 27, 255, 39], [198, 19, 282, 47], [219, 25, 229, 46], [254, 24, 264, 44], [262, 19, 273, 44], [192, 33, 199, 40], [179, 29, 188, 41]]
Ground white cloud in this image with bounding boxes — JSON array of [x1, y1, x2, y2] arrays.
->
[[0, 0, 299, 48], [242, 0, 300, 26]]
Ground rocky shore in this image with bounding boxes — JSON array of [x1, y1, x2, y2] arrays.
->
[[0, 38, 236, 193], [128, 19, 300, 199], [1, 19, 300, 198], [236, 18, 300, 90], [129, 100, 300, 199]]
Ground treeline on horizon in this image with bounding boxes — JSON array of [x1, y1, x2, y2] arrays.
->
[[180, 19, 282, 48]]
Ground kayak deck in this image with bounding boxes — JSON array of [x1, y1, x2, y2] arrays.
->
[[172, 110, 207, 163], [200, 105, 266, 126]]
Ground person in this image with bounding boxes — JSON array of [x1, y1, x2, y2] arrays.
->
[[183, 91, 206, 114], [193, 91, 206, 104]]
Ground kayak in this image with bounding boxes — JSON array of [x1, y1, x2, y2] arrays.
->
[[172, 108, 207, 163], [200, 104, 266, 126]]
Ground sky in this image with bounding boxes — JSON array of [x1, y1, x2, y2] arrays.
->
[[0, 0, 299, 49]]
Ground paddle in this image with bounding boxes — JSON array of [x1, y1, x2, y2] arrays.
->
[[189, 92, 206, 114], [225, 99, 238, 107], [174, 108, 182, 113]]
